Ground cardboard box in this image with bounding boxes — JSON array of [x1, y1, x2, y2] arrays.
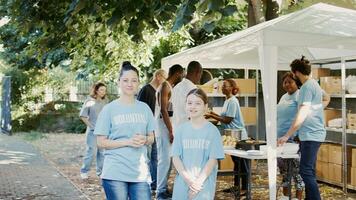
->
[[317, 144, 329, 162], [219, 154, 234, 170], [324, 109, 342, 126], [235, 79, 256, 94], [350, 167, 356, 186], [241, 107, 257, 125], [197, 85, 213, 93], [312, 68, 330, 79], [349, 122, 356, 130], [329, 163, 342, 183], [351, 148, 356, 167], [348, 113, 356, 123], [320, 76, 341, 95], [316, 161, 329, 180], [328, 144, 352, 165]]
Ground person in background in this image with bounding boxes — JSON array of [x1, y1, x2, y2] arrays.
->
[[171, 88, 224, 200], [155, 64, 184, 200], [95, 61, 155, 200], [79, 82, 108, 179], [277, 72, 304, 200], [172, 61, 203, 128], [137, 69, 167, 192], [205, 79, 248, 194], [278, 56, 329, 200]]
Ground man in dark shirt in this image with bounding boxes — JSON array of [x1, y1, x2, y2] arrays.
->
[[137, 69, 167, 192]]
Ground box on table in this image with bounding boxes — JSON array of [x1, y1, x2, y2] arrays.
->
[[312, 68, 330, 80], [317, 143, 329, 162], [324, 109, 342, 126], [316, 161, 329, 180], [240, 107, 257, 125], [351, 148, 356, 167], [320, 76, 341, 95]]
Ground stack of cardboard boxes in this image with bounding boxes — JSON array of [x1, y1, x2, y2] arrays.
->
[[316, 143, 354, 184], [348, 113, 356, 130]]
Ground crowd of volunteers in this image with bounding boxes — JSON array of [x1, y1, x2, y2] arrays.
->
[[79, 57, 328, 200]]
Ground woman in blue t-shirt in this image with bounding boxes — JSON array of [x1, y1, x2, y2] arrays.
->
[[171, 88, 224, 200], [94, 61, 155, 200], [277, 72, 304, 200], [205, 79, 248, 194]]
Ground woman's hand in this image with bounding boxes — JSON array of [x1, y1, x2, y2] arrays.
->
[[277, 135, 289, 146]]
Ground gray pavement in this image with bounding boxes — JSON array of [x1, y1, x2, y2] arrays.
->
[[0, 133, 87, 200]]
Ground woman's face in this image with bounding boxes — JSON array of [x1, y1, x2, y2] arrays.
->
[[221, 80, 232, 96], [283, 76, 298, 94], [186, 94, 207, 119], [118, 70, 139, 96], [96, 86, 107, 99]]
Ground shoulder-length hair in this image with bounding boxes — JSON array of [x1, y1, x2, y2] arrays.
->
[[90, 82, 107, 100]]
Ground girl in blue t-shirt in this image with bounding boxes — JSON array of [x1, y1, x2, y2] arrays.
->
[[171, 88, 225, 200], [94, 61, 155, 200]]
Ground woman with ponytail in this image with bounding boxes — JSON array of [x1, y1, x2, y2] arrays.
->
[[205, 78, 248, 194], [94, 61, 155, 200]]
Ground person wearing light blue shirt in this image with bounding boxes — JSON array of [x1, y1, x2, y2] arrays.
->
[[278, 57, 330, 200], [277, 72, 304, 200], [95, 61, 155, 200], [205, 79, 248, 193], [172, 89, 224, 200]]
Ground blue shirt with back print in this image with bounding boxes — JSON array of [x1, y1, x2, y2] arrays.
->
[[94, 100, 155, 182], [171, 122, 225, 200], [297, 79, 326, 142]]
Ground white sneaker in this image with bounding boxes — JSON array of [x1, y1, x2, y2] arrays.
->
[[80, 172, 88, 179]]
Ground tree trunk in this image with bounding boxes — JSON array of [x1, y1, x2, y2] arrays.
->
[[247, 0, 265, 27], [265, 0, 280, 20]]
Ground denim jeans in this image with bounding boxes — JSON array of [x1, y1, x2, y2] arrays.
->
[[156, 118, 172, 198], [80, 129, 104, 175], [102, 179, 151, 200], [149, 138, 158, 190], [299, 141, 321, 200]]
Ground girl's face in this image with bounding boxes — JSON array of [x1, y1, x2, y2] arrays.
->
[[283, 76, 298, 94], [186, 94, 207, 119], [221, 80, 232, 96], [96, 86, 107, 99], [119, 70, 139, 96]]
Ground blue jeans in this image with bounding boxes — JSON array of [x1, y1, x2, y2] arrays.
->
[[156, 118, 172, 198], [149, 139, 158, 190], [80, 129, 104, 175], [102, 179, 151, 200], [299, 141, 321, 200]]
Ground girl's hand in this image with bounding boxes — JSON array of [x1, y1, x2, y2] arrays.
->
[[130, 134, 146, 147], [188, 189, 198, 200], [189, 179, 203, 193]]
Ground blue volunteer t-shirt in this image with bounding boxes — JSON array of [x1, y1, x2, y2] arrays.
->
[[171, 122, 225, 200], [94, 99, 155, 182], [220, 96, 248, 140], [297, 79, 326, 142], [277, 90, 299, 139]]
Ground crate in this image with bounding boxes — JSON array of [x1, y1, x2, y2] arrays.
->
[[320, 76, 341, 95]]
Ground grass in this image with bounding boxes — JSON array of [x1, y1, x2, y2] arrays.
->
[[16, 131, 47, 141]]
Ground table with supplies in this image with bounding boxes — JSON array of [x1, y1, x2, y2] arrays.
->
[[222, 145, 299, 200]]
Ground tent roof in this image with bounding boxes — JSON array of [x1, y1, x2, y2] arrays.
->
[[162, 3, 356, 71]]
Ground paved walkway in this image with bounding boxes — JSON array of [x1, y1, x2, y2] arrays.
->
[[0, 133, 87, 200]]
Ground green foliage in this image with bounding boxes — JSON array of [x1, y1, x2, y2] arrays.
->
[[20, 131, 47, 141]]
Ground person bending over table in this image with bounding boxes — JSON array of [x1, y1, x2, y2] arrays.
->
[[205, 78, 248, 194]]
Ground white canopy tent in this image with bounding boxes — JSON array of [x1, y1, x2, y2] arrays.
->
[[161, 3, 356, 199]]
